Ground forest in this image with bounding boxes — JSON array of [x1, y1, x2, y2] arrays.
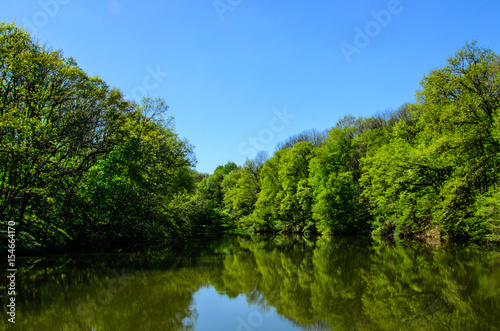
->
[[1, 21, 499, 253]]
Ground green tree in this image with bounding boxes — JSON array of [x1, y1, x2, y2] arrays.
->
[[0, 23, 125, 249], [277, 142, 315, 232], [413, 42, 500, 239], [223, 159, 261, 220], [0, 23, 196, 250], [309, 119, 366, 234], [192, 162, 239, 229], [249, 142, 314, 233], [360, 43, 500, 241]]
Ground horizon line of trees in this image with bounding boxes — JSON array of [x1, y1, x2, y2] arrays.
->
[[1, 21, 499, 253], [196, 42, 500, 243]]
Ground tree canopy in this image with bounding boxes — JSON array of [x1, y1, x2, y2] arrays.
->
[[1, 21, 499, 252], [0, 22, 196, 251], [197, 42, 500, 243]]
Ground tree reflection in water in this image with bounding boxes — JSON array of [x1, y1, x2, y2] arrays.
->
[[4, 235, 500, 330]]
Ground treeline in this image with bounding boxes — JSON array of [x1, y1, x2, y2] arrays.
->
[[198, 42, 500, 242], [2, 21, 499, 253], [0, 23, 200, 251]]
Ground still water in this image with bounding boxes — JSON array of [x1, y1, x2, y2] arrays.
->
[[2, 235, 500, 330]]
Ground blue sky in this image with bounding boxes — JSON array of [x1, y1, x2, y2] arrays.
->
[[1, 0, 499, 173]]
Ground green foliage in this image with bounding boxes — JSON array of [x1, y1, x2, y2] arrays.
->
[[471, 186, 500, 242], [0, 23, 196, 251], [2, 21, 499, 250], [197, 162, 238, 209], [356, 43, 500, 241], [309, 120, 370, 234], [228, 43, 500, 242], [223, 160, 260, 220], [0, 22, 119, 250], [276, 142, 314, 232], [186, 162, 240, 230], [75, 138, 163, 247], [250, 142, 315, 233], [412, 42, 500, 240], [251, 153, 282, 230]]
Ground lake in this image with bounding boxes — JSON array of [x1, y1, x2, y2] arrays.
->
[[3, 235, 500, 330]]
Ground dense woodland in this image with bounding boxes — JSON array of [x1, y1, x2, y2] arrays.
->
[[1, 22, 499, 252]]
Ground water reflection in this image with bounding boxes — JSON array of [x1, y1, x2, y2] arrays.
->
[[2, 235, 500, 330]]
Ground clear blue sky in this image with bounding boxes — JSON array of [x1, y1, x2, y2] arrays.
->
[[2, 0, 499, 173]]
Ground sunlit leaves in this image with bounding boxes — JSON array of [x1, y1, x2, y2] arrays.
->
[[0, 23, 196, 250]]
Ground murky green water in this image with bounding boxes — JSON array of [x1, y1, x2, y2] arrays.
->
[[2, 235, 500, 330]]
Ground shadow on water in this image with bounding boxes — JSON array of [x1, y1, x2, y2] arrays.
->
[[1, 234, 500, 330]]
